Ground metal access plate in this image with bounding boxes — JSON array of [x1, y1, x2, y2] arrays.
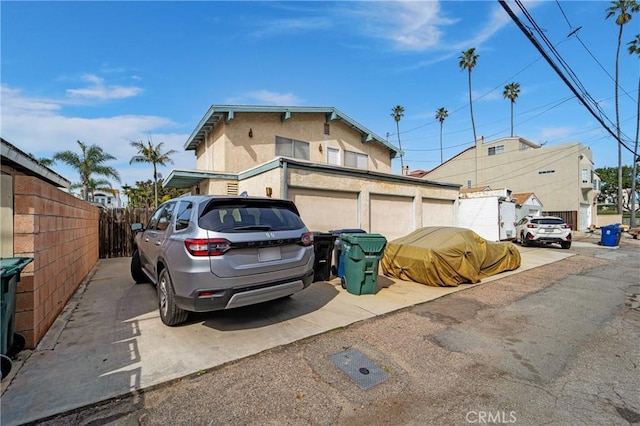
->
[[329, 348, 389, 390]]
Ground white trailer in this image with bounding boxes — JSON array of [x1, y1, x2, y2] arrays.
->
[[458, 196, 517, 241]]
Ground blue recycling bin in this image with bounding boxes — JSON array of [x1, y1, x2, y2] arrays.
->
[[329, 229, 366, 277], [600, 223, 621, 247]]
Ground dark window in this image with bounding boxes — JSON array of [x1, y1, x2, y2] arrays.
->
[[275, 136, 310, 160], [147, 202, 176, 231], [344, 150, 368, 169], [324, 123, 330, 135], [199, 200, 305, 232], [488, 145, 504, 156], [531, 218, 565, 225], [175, 201, 193, 231]]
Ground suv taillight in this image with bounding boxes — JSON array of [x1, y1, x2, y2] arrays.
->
[[562, 224, 571, 229], [185, 238, 231, 256], [527, 224, 538, 228], [300, 232, 314, 247]]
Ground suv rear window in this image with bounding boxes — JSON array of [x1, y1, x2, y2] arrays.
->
[[199, 200, 305, 232], [532, 218, 565, 225]]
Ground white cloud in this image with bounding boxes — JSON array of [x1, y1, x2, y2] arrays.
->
[[1, 84, 193, 188], [348, 0, 455, 51], [65, 74, 143, 100]]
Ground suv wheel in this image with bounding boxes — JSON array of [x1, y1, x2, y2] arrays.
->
[[520, 232, 529, 247], [130, 249, 148, 284], [560, 241, 571, 249], [158, 269, 189, 326]]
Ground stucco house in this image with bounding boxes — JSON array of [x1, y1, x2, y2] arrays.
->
[[163, 105, 461, 241], [415, 136, 600, 230]]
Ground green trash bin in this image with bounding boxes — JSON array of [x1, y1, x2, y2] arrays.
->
[[341, 233, 387, 295], [1, 257, 33, 380]]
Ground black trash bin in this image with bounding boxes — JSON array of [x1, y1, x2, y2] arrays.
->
[[312, 232, 336, 282], [329, 229, 366, 277], [1, 257, 33, 380]]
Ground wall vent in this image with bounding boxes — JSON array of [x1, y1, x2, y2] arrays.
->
[[226, 182, 239, 195]]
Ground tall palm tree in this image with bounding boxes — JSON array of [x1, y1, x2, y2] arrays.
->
[[53, 140, 120, 201], [606, 0, 639, 214], [627, 33, 640, 227], [435, 107, 449, 164], [459, 48, 480, 145], [130, 138, 177, 209], [390, 105, 405, 172], [503, 82, 521, 137]]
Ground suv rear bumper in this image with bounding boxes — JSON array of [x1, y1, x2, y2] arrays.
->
[[175, 268, 314, 312], [529, 233, 571, 243]]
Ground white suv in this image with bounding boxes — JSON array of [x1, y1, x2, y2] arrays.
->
[[515, 216, 572, 249]]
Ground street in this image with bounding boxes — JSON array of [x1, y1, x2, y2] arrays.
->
[[39, 238, 639, 425]]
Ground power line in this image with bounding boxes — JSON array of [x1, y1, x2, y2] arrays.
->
[[499, 0, 635, 155]]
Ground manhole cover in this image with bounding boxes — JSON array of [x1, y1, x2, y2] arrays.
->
[[329, 348, 389, 390]]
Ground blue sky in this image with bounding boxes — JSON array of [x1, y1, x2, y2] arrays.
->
[[1, 1, 638, 194]]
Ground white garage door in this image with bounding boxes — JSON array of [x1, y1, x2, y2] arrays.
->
[[422, 198, 454, 227], [370, 194, 413, 241], [290, 188, 359, 232]]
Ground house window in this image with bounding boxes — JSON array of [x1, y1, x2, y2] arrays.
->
[[324, 123, 330, 135], [275, 136, 310, 160], [344, 150, 368, 169], [467, 180, 472, 188], [488, 145, 504, 156], [582, 169, 589, 183], [327, 147, 340, 165]]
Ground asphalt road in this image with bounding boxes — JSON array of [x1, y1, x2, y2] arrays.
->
[[38, 239, 640, 426]]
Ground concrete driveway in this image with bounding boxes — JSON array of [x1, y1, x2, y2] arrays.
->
[[0, 243, 577, 425]]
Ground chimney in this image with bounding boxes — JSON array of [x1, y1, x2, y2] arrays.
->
[[402, 165, 409, 176]]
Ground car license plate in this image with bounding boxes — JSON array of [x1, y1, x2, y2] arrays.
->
[[544, 228, 554, 232], [258, 247, 281, 262]]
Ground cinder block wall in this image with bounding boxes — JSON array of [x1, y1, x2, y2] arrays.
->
[[13, 176, 99, 348]]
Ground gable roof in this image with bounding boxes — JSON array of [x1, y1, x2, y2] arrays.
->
[[184, 105, 401, 158], [512, 192, 542, 207]]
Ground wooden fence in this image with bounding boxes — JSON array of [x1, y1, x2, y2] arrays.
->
[[99, 207, 153, 258], [543, 210, 578, 230]]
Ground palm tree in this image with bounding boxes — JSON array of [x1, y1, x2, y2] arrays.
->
[[606, 0, 639, 214], [503, 82, 521, 137], [53, 140, 120, 201], [459, 48, 480, 145], [390, 106, 405, 173], [130, 138, 177, 209], [71, 178, 113, 202], [435, 107, 449, 164], [628, 33, 640, 227]]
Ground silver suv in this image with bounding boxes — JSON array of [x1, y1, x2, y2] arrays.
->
[[130, 195, 315, 326], [515, 216, 572, 249]]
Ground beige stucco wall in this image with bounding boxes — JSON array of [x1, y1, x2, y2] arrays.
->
[[288, 168, 458, 240], [196, 112, 392, 174], [425, 138, 596, 228]]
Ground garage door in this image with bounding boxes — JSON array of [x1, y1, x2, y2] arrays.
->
[[370, 194, 413, 241], [422, 198, 454, 227], [290, 188, 359, 232]]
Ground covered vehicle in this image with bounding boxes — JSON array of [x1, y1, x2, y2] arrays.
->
[[380, 227, 521, 287]]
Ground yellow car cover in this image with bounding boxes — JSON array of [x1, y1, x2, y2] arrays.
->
[[380, 227, 521, 287]]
